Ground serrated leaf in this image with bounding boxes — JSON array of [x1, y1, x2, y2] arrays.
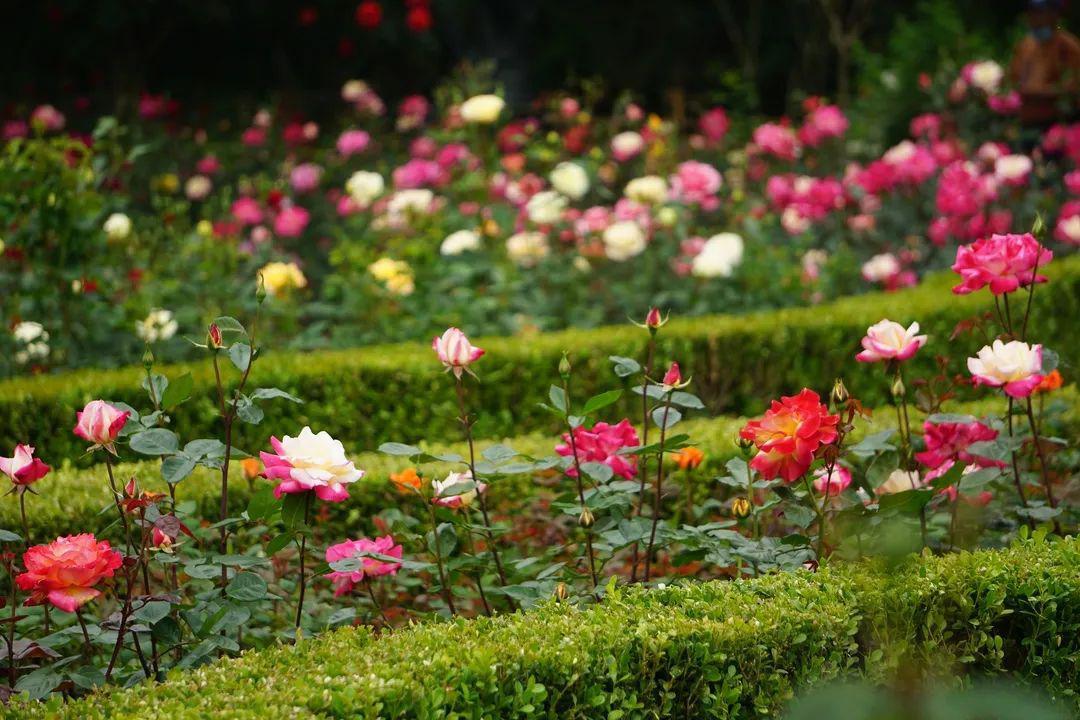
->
[[129, 428, 179, 456], [228, 343, 252, 373], [226, 572, 268, 602], [161, 454, 197, 485]]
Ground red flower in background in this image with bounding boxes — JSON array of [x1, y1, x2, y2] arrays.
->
[[355, 0, 382, 29], [297, 6, 318, 26], [406, 5, 433, 33]]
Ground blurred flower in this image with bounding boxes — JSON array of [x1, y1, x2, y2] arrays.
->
[[962, 60, 1004, 93], [274, 205, 310, 237], [813, 465, 851, 496], [611, 131, 645, 162], [337, 129, 371, 157], [346, 170, 385, 206], [259, 261, 307, 296], [390, 467, 422, 493], [556, 419, 640, 479], [526, 190, 567, 225], [440, 229, 481, 256], [968, 340, 1044, 398], [12, 321, 49, 365], [460, 94, 505, 124], [135, 308, 178, 343], [669, 161, 722, 210], [184, 175, 212, 201], [855, 320, 927, 363], [506, 231, 549, 267], [549, 162, 589, 199], [354, 0, 382, 28], [432, 470, 485, 508], [290, 163, 323, 193], [231, 197, 264, 225], [993, 154, 1032, 186], [915, 419, 1005, 470], [17, 534, 122, 612], [691, 232, 743, 278], [261, 427, 364, 502], [602, 220, 647, 261], [671, 446, 704, 470], [624, 175, 668, 205], [1036, 369, 1063, 393], [103, 213, 132, 241], [698, 107, 729, 145], [29, 104, 65, 132]]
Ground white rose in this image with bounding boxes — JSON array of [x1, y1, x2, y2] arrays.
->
[[611, 131, 645, 159], [861, 253, 900, 282], [460, 94, 505, 124], [103, 213, 132, 241], [12, 321, 49, 365], [549, 162, 589, 200], [273, 427, 364, 496], [968, 61, 1003, 93], [691, 232, 744, 278], [136, 309, 178, 344], [882, 140, 916, 166], [185, 175, 212, 201], [994, 154, 1032, 183], [877, 469, 922, 495], [624, 175, 668, 205], [388, 189, 434, 216], [441, 229, 482, 256], [346, 171, 385, 205], [525, 190, 567, 225], [506, 232, 549, 267], [781, 206, 811, 235], [602, 221, 647, 261]]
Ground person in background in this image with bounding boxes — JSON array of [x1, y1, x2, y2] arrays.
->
[[1008, 0, 1080, 126]]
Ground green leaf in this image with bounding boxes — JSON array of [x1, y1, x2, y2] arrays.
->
[[280, 493, 309, 529], [379, 442, 422, 456], [250, 387, 303, 403], [129, 428, 179, 456], [0, 529, 22, 542], [246, 486, 278, 522], [229, 343, 253, 373], [213, 316, 247, 336], [265, 532, 294, 555], [609, 356, 641, 377], [161, 454, 197, 485], [669, 391, 704, 409], [481, 444, 518, 463], [583, 389, 623, 414], [133, 600, 172, 625], [235, 397, 264, 424], [226, 572, 268, 602], [651, 406, 682, 429], [548, 385, 568, 414], [161, 372, 194, 409]]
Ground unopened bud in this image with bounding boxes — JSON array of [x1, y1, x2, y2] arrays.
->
[[831, 378, 849, 406], [731, 497, 752, 518], [553, 582, 569, 602], [737, 436, 756, 457], [256, 273, 268, 304], [207, 323, 222, 349], [578, 507, 595, 528], [1031, 213, 1045, 241], [558, 352, 572, 379], [891, 374, 905, 399], [142, 346, 155, 370]]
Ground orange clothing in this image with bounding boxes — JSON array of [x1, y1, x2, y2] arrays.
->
[[1009, 29, 1080, 124]]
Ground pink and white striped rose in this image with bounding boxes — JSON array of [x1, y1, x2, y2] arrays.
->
[[260, 427, 363, 502], [432, 327, 484, 378], [967, 340, 1044, 398], [855, 320, 928, 363]]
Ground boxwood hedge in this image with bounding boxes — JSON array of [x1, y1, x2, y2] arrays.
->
[[5, 392, 1070, 546], [10, 538, 1079, 719], [1, 257, 1078, 465]]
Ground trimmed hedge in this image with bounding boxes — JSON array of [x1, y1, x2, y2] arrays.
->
[[2, 256, 1079, 465], [10, 538, 1080, 718], [5, 392, 1072, 546]]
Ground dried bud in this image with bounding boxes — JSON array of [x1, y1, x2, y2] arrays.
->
[[830, 378, 849, 406], [737, 436, 756, 457], [578, 507, 595, 528], [731, 497, 752, 518], [553, 582, 569, 602], [207, 323, 223, 349], [891, 374, 906, 399], [558, 352, 572, 379]]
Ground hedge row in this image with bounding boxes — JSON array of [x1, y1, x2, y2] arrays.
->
[[2, 256, 1079, 465], [12, 538, 1079, 718], [6, 391, 1071, 546]]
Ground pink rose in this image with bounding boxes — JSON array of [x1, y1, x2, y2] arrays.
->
[[669, 161, 722, 210], [555, 419, 640, 480], [915, 420, 1005, 470], [393, 158, 444, 189], [336, 129, 371, 157], [0, 444, 50, 486], [813, 465, 852, 496], [751, 122, 798, 161], [952, 233, 1052, 296], [273, 205, 310, 237], [260, 427, 364, 502], [432, 328, 484, 378], [855, 320, 927, 363], [698, 107, 730, 145], [231, 197, 264, 225], [325, 535, 402, 595], [290, 163, 323, 194], [73, 400, 130, 449]]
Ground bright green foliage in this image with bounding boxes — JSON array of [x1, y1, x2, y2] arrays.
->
[[10, 538, 1079, 719], [1, 257, 1078, 465]]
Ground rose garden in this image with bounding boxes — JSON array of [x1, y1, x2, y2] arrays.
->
[[0, 2, 1079, 718]]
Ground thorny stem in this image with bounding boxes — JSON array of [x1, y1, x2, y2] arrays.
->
[[74, 608, 93, 660], [7, 564, 17, 686], [293, 492, 312, 637], [461, 525, 492, 616], [801, 474, 828, 560], [562, 375, 600, 590], [643, 392, 674, 583], [454, 377, 509, 592], [1025, 397, 1060, 523], [426, 503, 457, 614], [1006, 397, 1030, 509], [103, 455, 132, 554], [629, 337, 655, 582], [105, 569, 135, 682], [365, 581, 389, 626]]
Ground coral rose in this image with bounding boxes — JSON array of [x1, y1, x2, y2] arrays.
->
[[17, 534, 123, 612], [739, 389, 840, 482]]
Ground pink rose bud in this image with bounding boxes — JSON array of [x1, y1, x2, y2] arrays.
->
[[0, 444, 50, 486], [432, 327, 485, 378], [662, 362, 682, 389], [73, 400, 130, 450], [645, 307, 667, 330], [208, 323, 222, 348]]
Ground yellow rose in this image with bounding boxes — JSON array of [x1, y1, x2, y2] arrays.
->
[[195, 220, 213, 238], [258, 261, 307, 297]]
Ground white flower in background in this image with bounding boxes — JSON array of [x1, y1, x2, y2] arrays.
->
[[253, 109, 273, 128], [345, 171, 385, 206], [103, 213, 132, 241], [12, 322, 49, 365], [611, 131, 645, 161], [525, 190, 567, 225], [506, 232, 549, 267], [861, 253, 900, 282], [781, 206, 811, 235], [387, 189, 434, 217], [877, 469, 922, 495], [572, 256, 592, 273], [135, 309, 179, 344], [184, 175, 212, 201], [882, 140, 916, 166], [656, 206, 679, 227], [968, 60, 1004, 93], [341, 79, 368, 102], [549, 162, 589, 200], [460, 94, 505, 124], [441, 229, 482, 256], [624, 175, 668, 205], [691, 232, 744, 278], [602, 221, 647, 261], [993, 154, 1032, 183]]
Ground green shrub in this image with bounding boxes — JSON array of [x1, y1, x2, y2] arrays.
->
[[12, 538, 1079, 719], [2, 257, 1077, 466], [7, 392, 1069, 546]]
